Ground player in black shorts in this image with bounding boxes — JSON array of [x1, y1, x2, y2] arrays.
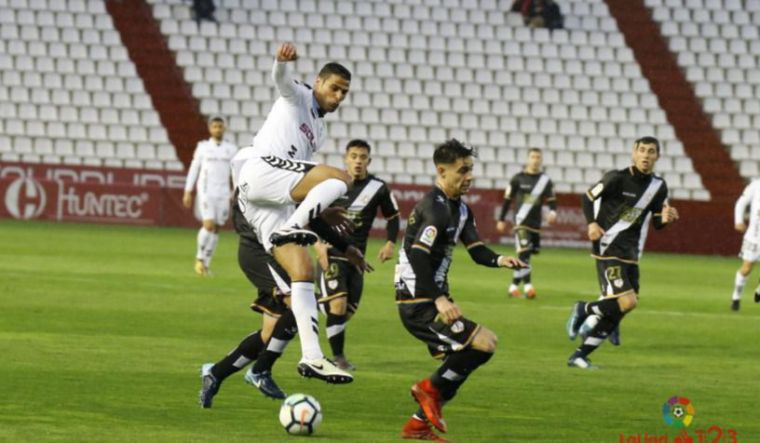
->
[[395, 139, 524, 441], [565, 137, 680, 369], [315, 139, 399, 370], [199, 188, 368, 406], [496, 147, 557, 299]]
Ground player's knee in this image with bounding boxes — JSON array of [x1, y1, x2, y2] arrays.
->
[[474, 328, 498, 353], [619, 294, 638, 312], [740, 262, 753, 276], [202, 221, 215, 231], [329, 298, 348, 316]]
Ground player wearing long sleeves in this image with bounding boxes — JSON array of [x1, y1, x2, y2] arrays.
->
[[729, 179, 760, 310], [235, 43, 361, 384], [315, 139, 400, 370], [183, 116, 238, 276], [496, 147, 557, 299], [565, 137, 679, 369], [396, 139, 524, 441]]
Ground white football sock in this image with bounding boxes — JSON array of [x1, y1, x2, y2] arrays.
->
[[290, 281, 324, 361], [733, 271, 747, 301], [283, 179, 347, 229], [204, 232, 219, 267], [196, 227, 213, 261]]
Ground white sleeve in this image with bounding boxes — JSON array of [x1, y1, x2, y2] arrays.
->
[[272, 59, 299, 103], [184, 144, 202, 192], [734, 182, 754, 225]]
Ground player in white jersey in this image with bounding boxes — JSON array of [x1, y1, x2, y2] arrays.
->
[[730, 179, 760, 310], [236, 43, 363, 384], [183, 116, 238, 275]]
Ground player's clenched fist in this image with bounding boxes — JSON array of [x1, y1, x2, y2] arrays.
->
[[276, 43, 298, 62]]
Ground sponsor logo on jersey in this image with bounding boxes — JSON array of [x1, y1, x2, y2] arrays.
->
[[419, 226, 438, 247]]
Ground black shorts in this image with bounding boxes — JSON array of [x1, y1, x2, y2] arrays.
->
[[397, 298, 481, 359], [317, 257, 364, 314], [238, 236, 290, 317], [515, 227, 540, 254], [595, 258, 639, 296]]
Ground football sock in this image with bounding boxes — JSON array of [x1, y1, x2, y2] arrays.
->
[[519, 251, 532, 284], [283, 178, 347, 229], [211, 331, 263, 381], [732, 270, 747, 301], [204, 232, 219, 268], [585, 297, 623, 321], [196, 227, 213, 261], [252, 310, 297, 373], [326, 312, 347, 357], [430, 349, 493, 401], [575, 315, 619, 358], [290, 281, 324, 361]]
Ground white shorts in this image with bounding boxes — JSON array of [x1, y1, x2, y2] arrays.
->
[[237, 156, 315, 206], [740, 238, 760, 262], [238, 199, 294, 252], [198, 195, 230, 225]]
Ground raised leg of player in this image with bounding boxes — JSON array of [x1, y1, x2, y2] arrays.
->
[[251, 309, 296, 374], [280, 166, 351, 230], [568, 293, 634, 368]]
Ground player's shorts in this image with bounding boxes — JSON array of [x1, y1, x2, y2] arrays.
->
[[514, 227, 541, 254], [397, 297, 481, 359], [237, 155, 316, 251], [198, 195, 230, 225], [739, 238, 760, 262], [238, 235, 291, 317], [595, 258, 640, 297], [317, 257, 364, 315], [238, 155, 316, 206]]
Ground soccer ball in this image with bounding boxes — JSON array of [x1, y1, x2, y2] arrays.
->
[[279, 393, 322, 435], [672, 405, 685, 418]]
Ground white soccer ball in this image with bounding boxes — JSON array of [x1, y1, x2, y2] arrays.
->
[[279, 393, 322, 435]]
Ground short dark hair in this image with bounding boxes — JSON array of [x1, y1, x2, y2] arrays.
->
[[634, 136, 660, 155], [207, 115, 226, 125], [318, 62, 351, 81], [433, 139, 477, 165], [345, 139, 371, 153], [528, 147, 542, 155]]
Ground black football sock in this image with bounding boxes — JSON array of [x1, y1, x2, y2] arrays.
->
[[573, 316, 618, 358], [519, 251, 532, 284], [252, 311, 297, 373], [585, 297, 623, 321], [212, 331, 263, 381], [430, 349, 493, 401], [326, 312, 347, 357]]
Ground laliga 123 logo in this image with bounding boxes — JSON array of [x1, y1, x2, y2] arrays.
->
[[4, 177, 46, 220], [663, 396, 695, 429]]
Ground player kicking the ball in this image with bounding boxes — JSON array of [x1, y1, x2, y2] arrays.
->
[[565, 137, 679, 369], [236, 43, 367, 384], [395, 139, 525, 441]]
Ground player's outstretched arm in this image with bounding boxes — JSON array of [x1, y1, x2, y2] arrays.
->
[[272, 42, 299, 100]]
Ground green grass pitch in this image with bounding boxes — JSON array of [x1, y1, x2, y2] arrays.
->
[[1, 219, 759, 442]]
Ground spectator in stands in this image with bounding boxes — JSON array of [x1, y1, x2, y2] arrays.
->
[[514, 0, 564, 30], [190, 0, 216, 24]]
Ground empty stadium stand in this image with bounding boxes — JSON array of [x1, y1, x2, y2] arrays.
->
[[0, 0, 183, 170], [145, 0, 710, 199]]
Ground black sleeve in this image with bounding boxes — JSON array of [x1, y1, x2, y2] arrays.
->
[[309, 217, 350, 253], [498, 177, 519, 221], [408, 247, 445, 298], [545, 179, 557, 211], [583, 170, 619, 223], [459, 205, 499, 267], [651, 182, 670, 230], [380, 185, 400, 243], [408, 202, 447, 298], [467, 244, 501, 267]]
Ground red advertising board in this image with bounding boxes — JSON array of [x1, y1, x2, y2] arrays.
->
[[0, 162, 741, 255]]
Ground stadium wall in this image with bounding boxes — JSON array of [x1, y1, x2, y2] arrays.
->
[[0, 162, 740, 256]]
